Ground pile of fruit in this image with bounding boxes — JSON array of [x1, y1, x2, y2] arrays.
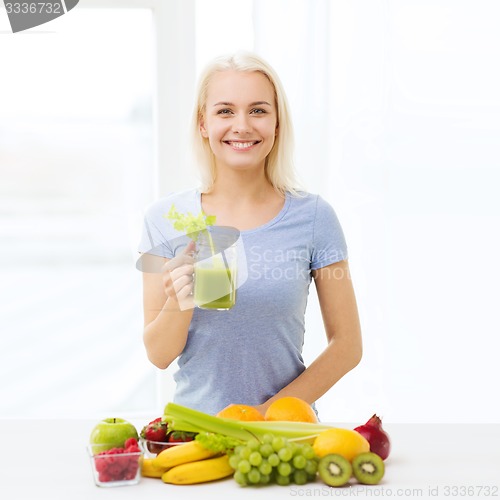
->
[[312, 415, 390, 486], [140, 397, 391, 487], [88, 397, 392, 489], [88, 418, 142, 486]]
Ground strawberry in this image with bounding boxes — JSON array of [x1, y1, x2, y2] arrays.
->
[[140, 417, 168, 442], [167, 431, 197, 444]]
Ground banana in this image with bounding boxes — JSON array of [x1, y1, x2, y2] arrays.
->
[[161, 454, 233, 485], [152, 440, 218, 469], [141, 458, 167, 478]]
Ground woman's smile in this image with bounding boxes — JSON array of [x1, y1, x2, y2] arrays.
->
[[223, 140, 262, 151]]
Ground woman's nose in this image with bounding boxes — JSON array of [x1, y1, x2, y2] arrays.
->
[[232, 114, 251, 134]]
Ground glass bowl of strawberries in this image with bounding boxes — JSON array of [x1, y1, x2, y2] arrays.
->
[[139, 417, 197, 458], [87, 438, 143, 487]]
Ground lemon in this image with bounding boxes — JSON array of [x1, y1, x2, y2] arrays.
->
[[313, 428, 370, 461]]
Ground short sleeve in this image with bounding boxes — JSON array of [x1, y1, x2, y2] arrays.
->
[[137, 202, 175, 259], [136, 190, 202, 273], [311, 196, 348, 270], [137, 214, 174, 258]]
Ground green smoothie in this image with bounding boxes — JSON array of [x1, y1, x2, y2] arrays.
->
[[194, 265, 236, 310]]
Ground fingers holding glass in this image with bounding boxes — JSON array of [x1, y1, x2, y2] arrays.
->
[[163, 260, 195, 310]]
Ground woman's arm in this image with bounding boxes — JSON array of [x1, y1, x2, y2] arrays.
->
[[142, 242, 196, 369], [257, 259, 363, 412]]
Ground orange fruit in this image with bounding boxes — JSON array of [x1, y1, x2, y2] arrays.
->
[[264, 396, 318, 423], [312, 428, 370, 461], [216, 404, 265, 421]]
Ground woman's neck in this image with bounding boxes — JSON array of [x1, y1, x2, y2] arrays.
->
[[204, 167, 278, 203], [200, 166, 285, 230]]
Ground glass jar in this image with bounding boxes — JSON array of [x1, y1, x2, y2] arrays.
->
[[194, 226, 239, 310]]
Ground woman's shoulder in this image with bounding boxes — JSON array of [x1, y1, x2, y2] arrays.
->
[[285, 190, 342, 228], [287, 189, 332, 211]]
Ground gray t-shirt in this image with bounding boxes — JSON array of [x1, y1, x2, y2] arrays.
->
[[138, 188, 348, 415]]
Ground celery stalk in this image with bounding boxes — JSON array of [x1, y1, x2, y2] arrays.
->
[[164, 204, 216, 242], [163, 402, 335, 443]]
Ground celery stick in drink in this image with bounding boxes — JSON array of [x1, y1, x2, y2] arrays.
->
[[164, 205, 239, 311]]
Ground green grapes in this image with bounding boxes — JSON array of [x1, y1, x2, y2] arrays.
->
[[233, 470, 247, 486], [237, 460, 251, 474], [305, 459, 318, 476], [292, 454, 307, 469], [260, 473, 271, 484], [247, 468, 261, 484], [239, 446, 251, 460], [259, 460, 272, 475], [249, 451, 262, 466], [275, 473, 291, 486], [229, 454, 240, 469], [293, 469, 308, 485], [302, 444, 316, 460], [278, 447, 293, 462], [228, 434, 319, 487], [247, 438, 260, 451], [272, 436, 286, 451], [277, 462, 292, 476], [262, 433, 274, 444], [259, 443, 274, 458]]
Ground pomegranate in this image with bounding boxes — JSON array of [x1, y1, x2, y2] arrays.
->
[[353, 414, 391, 460]]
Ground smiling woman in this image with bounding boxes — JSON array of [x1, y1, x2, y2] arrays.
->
[[139, 51, 362, 418], [200, 71, 278, 177], [192, 52, 299, 197], [211, 98, 274, 154]]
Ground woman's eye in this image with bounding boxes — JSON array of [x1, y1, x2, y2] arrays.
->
[[217, 109, 232, 115], [251, 108, 266, 114]]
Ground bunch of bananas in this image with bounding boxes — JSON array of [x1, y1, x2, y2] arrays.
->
[[141, 440, 233, 485]]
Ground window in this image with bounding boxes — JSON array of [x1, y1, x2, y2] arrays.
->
[[0, 8, 156, 417]]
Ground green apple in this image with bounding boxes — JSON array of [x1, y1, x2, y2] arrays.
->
[[89, 417, 138, 454]]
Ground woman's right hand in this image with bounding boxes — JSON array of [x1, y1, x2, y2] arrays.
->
[[161, 240, 196, 311]]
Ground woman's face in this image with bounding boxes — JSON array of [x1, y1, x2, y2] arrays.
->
[[200, 70, 278, 174]]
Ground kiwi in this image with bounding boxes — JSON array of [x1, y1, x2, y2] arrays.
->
[[318, 453, 352, 487], [352, 452, 385, 485]]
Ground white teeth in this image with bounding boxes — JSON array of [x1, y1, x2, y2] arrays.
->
[[228, 141, 257, 149]]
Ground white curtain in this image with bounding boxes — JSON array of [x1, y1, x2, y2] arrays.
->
[[253, 0, 333, 197], [251, 0, 500, 423], [251, 0, 378, 421]]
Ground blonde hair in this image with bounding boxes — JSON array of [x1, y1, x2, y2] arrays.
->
[[191, 51, 304, 196]]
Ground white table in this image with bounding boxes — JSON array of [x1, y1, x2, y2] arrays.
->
[[0, 418, 498, 499]]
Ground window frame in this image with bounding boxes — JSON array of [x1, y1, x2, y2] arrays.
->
[[79, 1, 198, 408], [80, 0, 197, 197]]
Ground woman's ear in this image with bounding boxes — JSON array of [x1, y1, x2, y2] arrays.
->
[[199, 116, 208, 138]]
